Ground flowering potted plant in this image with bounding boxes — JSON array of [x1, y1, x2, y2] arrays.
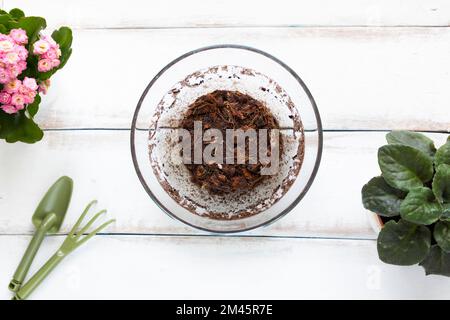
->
[[362, 131, 450, 277], [0, 8, 72, 143]]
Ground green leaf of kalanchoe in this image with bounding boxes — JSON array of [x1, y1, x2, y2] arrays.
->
[[377, 219, 431, 266], [419, 245, 450, 277], [434, 221, 450, 253], [361, 176, 405, 217], [432, 164, 450, 204], [0, 13, 14, 29], [9, 8, 25, 20], [386, 131, 436, 157], [0, 110, 43, 143], [435, 140, 450, 168], [26, 94, 41, 118], [400, 187, 442, 225], [378, 145, 433, 192]]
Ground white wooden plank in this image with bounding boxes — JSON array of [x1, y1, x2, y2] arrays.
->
[[29, 28, 450, 131], [0, 235, 449, 299], [4, 0, 450, 28], [1, 131, 448, 237]]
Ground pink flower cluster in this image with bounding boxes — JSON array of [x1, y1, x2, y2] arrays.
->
[[0, 77, 39, 114], [0, 30, 57, 114], [33, 35, 61, 72], [0, 29, 28, 84]]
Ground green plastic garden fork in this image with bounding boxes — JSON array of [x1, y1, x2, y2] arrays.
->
[[13, 200, 115, 300]]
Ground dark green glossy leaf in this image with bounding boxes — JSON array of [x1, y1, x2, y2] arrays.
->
[[400, 187, 442, 225], [0, 13, 15, 30], [0, 13, 13, 24], [432, 164, 450, 204], [435, 140, 450, 168], [26, 94, 41, 118], [386, 131, 436, 157], [52, 26, 72, 50], [9, 8, 25, 20], [377, 219, 431, 266], [434, 221, 450, 253], [442, 204, 450, 221], [419, 245, 450, 276], [0, 110, 43, 143], [362, 176, 405, 217], [378, 145, 433, 191]]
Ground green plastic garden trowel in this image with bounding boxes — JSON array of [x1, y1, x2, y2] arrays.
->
[[8, 176, 73, 292]]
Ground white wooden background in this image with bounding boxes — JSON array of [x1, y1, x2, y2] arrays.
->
[[1, 0, 450, 299]]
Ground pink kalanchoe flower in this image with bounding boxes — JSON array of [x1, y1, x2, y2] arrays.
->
[[0, 39, 14, 52], [22, 91, 36, 104], [15, 45, 28, 60], [10, 93, 25, 107], [9, 29, 28, 45], [18, 85, 28, 95], [18, 82, 37, 104], [43, 49, 58, 60], [1, 104, 17, 114], [0, 35, 29, 81], [7, 65, 21, 78], [15, 103, 25, 111], [42, 35, 57, 48], [0, 91, 11, 104], [4, 79, 21, 93], [5, 51, 19, 64], [23, 77, 38, 91], [34, 34, 61, 73], [33, 39, 51, 55], [0, 68, 9, 84], [38, 59, 52, 72], [51, 59, 60, 68], [17, 60, 27, 71]]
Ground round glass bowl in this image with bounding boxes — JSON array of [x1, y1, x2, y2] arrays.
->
[[131, 45, 322, 233]]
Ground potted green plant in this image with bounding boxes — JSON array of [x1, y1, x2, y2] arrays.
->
[[0, 8, 72, 143], [362, 131, 450, 276]]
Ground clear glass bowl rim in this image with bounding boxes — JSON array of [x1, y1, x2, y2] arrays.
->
[[130, 44, 323, 233]]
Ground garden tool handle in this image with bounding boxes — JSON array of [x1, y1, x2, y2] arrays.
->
[[13, 251, 65, 300], [9, 213, 58, 292]]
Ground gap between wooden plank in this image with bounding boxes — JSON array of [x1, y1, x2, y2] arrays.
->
[[0, 232, 375, 241], [65, 25, 450, 30]]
